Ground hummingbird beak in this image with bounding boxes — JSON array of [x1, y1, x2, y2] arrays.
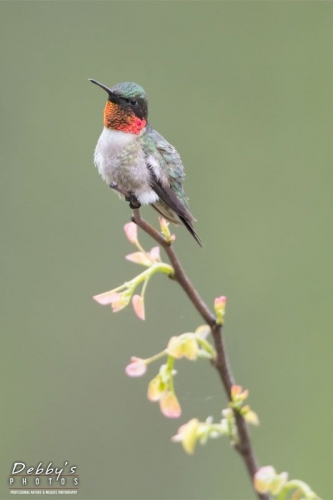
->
[[89, 79, 119, 103]]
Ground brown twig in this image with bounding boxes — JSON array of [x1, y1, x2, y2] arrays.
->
[[131, 208, 269, 500]]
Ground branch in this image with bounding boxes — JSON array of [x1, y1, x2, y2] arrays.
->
[[131, 208, 269, 500]]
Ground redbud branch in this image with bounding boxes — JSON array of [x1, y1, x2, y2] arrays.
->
[[131, 208, 269, 500]]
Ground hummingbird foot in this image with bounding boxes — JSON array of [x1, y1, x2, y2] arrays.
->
[[109, 183, 141, 209], [128, 195, 141, 210]]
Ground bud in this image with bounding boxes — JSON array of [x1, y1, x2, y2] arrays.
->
[[159, 391, 181, 418], [125, 357, 147, 377], [243, 409, 260, 426], [123, 222, 138, 244], [167, 335, 198, 360], [231, 385, 248, 402], [93, 291, 122, 306], [126, 252, 152, 267], [132, 295, 145, 320], [254, 467, 274, 494], [254, 466, 284, 494], [214, 296, 227, 325], [172, 418, 200, 454], [159, 217, 176, 242], [149, 246, 160, 263], [147, 374, 166, 402]]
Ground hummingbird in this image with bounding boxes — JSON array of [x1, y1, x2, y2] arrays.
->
[[90, 79, 202, 246]]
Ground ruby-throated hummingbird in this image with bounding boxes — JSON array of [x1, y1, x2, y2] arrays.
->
[[90, 79, 202, 246]]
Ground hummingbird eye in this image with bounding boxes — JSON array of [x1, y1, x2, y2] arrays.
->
[[130, 99, 137, 106]]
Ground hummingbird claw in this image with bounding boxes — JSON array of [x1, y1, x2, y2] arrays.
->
[[109, 183, 140, 209], [129, 195, 141, 210]]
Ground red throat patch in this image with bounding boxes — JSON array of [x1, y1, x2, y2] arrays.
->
[[103, 101, 146, 134]]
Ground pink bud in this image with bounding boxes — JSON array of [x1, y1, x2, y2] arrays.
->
[[160, 391, 181, 418], [126, 252, 152, 267], [125, 357, 147, 377], [147, 375, 164, 401], [132, 295, 145, 320], [214, 296, 226, 311], [124, 222, 138, 244], [93, 292, 121, 305], [214, 296, 227, 324], [149, 246, 160, 262], [231, 384, 249, 402], [231, 385, 242, 399]]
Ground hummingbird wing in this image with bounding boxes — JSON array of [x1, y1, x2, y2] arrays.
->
[[149, 178, 203, 247], [143, 128, 202, 247]]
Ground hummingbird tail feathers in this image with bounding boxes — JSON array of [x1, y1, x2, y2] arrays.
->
[[152, 202, 202, 247], [149, 174, 202, 247], [178, 216, 203, 247]]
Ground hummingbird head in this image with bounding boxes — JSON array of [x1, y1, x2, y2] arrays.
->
[[90, 79, 148, 134]]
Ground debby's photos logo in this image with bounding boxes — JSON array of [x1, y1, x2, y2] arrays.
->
[[9, 461, 79, 495]]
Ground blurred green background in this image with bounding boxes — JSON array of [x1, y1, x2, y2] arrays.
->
[[1, 2, 332, 499]]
